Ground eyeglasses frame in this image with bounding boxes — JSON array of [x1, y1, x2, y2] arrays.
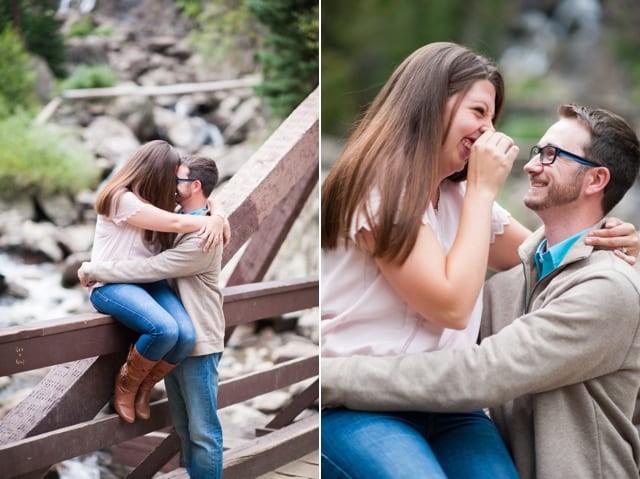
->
[[529, 144, 600, 168], [176, 177, 197, 183]]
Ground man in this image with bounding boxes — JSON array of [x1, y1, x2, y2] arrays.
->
[[321, 104, 640, 478], [79, 155, 227, 478]]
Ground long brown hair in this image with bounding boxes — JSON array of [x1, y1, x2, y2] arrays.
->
[[321, 42, 505, 264], [95, 139, 180, 250]]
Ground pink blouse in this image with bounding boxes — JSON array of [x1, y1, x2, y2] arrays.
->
[[321, 180, 511, 357]]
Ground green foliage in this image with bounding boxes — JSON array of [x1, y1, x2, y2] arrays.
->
[[0, 113, 99, 200], [248, 0, 319, 117], [0, 26, 37, 118], [176, 0, 205, 19], [66, 17, 96, 38], [321, 0, 512, 135], [0, 0, 67, 78], [186, 0, 317, 117], [188, 0, 260, 68], [62, 64, 117, 90]]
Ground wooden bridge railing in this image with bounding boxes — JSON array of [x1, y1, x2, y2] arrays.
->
[[0, 87, 319, 479]]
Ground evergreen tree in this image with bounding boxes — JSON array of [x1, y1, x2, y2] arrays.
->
[[0, 0, 67, 78], [248, 0, 318, 117]]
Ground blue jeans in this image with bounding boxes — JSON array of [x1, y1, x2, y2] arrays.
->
[[164, 353, 223, 479], [90, 281, 195, 363], [321, 408, 519, 479]]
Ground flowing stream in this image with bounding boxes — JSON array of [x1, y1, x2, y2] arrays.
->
[[0, 252, 86, 328]]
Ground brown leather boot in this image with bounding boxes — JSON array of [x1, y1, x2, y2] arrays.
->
[[113, 345, 158, 423], [135, 360, 178, 420]]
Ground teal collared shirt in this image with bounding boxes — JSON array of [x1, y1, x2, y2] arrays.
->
[[534, 228, 591, 280], [179, 206, 209, 216]]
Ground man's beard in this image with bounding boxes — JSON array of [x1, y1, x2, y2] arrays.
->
[[524, 177, 583, 211]]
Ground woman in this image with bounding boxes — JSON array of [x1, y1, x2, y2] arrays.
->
[[321, 42, 638, 478], [85, 139, 226, 423]]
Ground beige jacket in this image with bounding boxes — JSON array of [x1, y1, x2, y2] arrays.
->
[[321, 223, 640, 478], [82, 231, 224, 356]]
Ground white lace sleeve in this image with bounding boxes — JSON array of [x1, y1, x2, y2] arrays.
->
[[490, 201, 512, 243]]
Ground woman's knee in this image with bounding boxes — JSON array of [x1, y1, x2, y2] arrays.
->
[[177, 323, 196, 353]]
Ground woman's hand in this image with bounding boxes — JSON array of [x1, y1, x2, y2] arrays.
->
[[466, 130, 519, 200], [77, 263, 96, 287], [198, 214, 226, 252], [585, 217, 639, 265]]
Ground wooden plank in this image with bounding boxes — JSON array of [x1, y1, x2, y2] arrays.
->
[[257, 379, 319, 435], [0, 356, 317, 477], [223, 277, 318, 328], [0, 403, 173, 477], [155, 417, 319, 479], [218, 356, 318, 408], [260, 453, 318, 478], [227, 154, 319, 285], [121, 430, 181, 478], [61, 76, 261, 99], [118, 356, 318, 475], [223, 414, 318, 479], [0, 278, 317, 376], [0, 322, 134, 377], [217, 87, 319, 267], [0, 354, 124, 444]]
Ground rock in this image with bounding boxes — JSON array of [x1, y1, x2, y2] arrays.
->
[[223, 97, 264, 144], [250, 390, 291, 413], [106, 92, 157, 141], [271, 338, 319, 364], [197, 143, 257, 181], [66, 35, 111, 65], [83, 116, 140, 165], [61, 252, 91, 288], [31, 55, 56, 103], [0, 220, 65, 263]]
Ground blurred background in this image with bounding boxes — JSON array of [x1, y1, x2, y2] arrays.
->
[[321, 0, 640, 231]]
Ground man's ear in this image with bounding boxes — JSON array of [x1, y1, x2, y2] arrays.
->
[[584, 166, 610, 196]]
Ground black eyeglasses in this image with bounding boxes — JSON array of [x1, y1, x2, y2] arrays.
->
[[176, 177, 196, 183], [529, 145, 600, 167]]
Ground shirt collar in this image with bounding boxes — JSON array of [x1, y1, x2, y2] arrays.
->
[[534, 227, 591, 280], [179, 206, 209, 216]]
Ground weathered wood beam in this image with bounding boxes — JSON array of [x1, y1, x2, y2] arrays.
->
[[0, 356, 317, 477], [217, 87, 319, 267], [0, 277, 317, 376]]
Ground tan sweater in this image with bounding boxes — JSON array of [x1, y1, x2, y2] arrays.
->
[[82, 231, 224, 356], [322, 223, 640, 478]]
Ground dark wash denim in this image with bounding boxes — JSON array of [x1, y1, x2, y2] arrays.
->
[[321, 408, 519, 478]]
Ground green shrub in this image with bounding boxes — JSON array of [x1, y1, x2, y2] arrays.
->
[[66, 17, 96, 38], [0, 1, 67, 78], [0, 26, 37, 118], [0, 113, 99, 200], [62, 64, 117, 90], [177, 0, 205, 19]]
